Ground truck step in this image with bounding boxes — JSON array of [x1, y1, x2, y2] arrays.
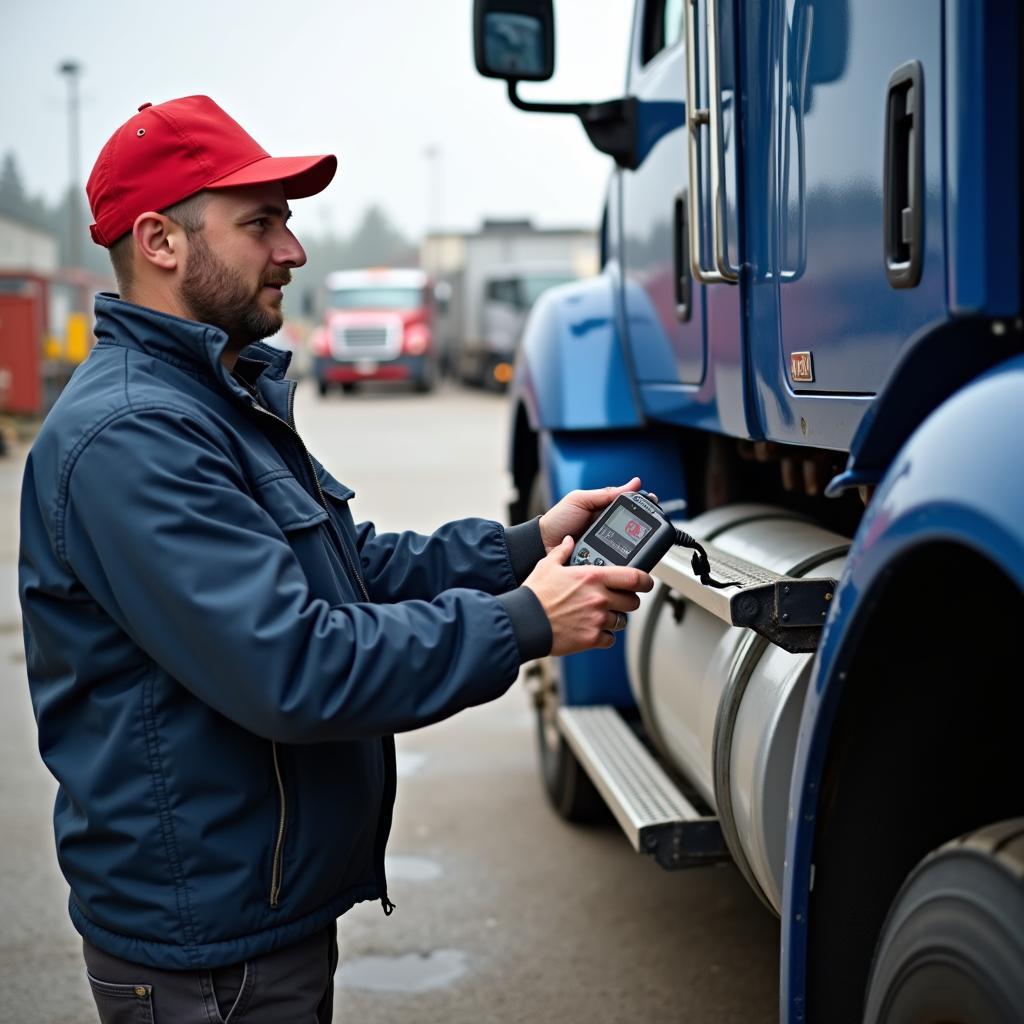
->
[[558, 706, 730, 870], [654, 540, 839, 654]]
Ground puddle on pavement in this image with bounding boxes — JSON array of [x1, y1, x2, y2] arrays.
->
[[395, 750, 426, 777], [337, 949, 469, 993], [384, 855, 442, 881]]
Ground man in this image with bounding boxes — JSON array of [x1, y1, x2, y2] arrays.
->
[[18, 96, 653, 1022]]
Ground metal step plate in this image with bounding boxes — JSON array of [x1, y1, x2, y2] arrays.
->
[[654, 540, 838, 653], [558, 706, 729, 870]]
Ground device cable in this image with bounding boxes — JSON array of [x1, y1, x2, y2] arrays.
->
[[673, 529, 740, 589]]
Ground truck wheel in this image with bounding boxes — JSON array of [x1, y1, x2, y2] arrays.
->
[[863, 818, 1024, 1023], [316, 379, 329, 397], [340, 382, 358, 395], [533, 659, 607, 823], [414, 360, 437, 393], [526, 475, 607, 824]]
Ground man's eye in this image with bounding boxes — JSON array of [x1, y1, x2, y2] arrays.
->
[[250, 218, 269, 230]]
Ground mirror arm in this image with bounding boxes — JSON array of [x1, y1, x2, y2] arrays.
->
[[506, 81, 639, 170]]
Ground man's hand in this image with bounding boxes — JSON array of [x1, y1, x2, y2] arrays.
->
[[523, 536, 655, 655], [537, 477, 656, 554]]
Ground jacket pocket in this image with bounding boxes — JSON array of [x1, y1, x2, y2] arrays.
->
[[253, 473, 329, 533], [255, 473, 353, 603], [312, 469, 370, 601], [86, 972, 154, 1023], [314, 465, 356, 505]]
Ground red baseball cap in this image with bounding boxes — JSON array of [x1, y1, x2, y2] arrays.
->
[[87, 95, 337, 247]]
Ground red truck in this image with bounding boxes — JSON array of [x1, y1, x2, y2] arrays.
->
[[310, 268, 437, 395]]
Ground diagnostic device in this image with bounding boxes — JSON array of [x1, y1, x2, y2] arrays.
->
[[572, 491, 675, 572], [572, 490, 737, 589]]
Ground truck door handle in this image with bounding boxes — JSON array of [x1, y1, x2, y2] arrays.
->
[[684, 0, 739, 284], [674, 191, 693, 320], [884, 61, 924, 288]]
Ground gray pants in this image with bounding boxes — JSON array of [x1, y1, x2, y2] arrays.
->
[[83, 923, 338, 1023]]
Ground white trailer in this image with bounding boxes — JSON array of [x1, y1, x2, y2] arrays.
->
[[422, 219, 597, 386]]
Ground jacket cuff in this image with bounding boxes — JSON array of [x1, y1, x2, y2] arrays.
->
[[496, 587, 552, 662], [504, 518, 546, 584]]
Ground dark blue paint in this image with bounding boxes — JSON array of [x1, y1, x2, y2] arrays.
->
[[635, 100, 686, 168], [781, 356, 1024, 1019], [825, 316, 1024, 497], [945, 0, 1021, 314], [746, 0, 950, 455]]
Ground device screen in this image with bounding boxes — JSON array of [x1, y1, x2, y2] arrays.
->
[[594, 505, 653, 559]]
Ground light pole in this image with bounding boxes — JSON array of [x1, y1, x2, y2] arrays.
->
[[58, 60, 83, 272], [421, 144, 442, 270]]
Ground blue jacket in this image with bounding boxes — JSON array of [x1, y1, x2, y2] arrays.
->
[[18, 294, 551, 969]]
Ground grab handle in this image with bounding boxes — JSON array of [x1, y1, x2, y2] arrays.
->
[[684, 0, 739, 284]]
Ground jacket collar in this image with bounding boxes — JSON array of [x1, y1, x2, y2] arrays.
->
[[93, 293, 293, 409]]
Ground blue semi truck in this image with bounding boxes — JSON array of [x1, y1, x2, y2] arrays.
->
[[474, 2, 1023, 1021]]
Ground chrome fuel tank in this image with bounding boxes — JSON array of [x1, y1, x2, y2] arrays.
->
[[625, 505, 849, 912]]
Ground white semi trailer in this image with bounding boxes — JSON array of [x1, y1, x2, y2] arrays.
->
[[422, 219, 596, 387]]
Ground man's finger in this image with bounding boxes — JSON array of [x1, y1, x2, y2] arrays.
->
[[607, 593, 643, 614], [605, 610, 629, 632], [588, 566, 654, 593], [548, 534, 575, 565]]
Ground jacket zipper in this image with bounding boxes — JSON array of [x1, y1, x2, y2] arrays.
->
[[269, 741, 287, 907], [248, 380, 395, 910]]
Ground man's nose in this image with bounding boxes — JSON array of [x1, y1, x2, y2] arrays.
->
[[276, 230, 307, 269]]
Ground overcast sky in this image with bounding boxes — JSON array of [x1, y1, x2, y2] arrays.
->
[[1, 0, 634, 242]]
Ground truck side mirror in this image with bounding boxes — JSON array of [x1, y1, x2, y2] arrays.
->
[[473, 0, 639, 171], [473, 0, 555, 82]]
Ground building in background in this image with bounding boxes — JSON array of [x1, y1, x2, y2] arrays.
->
[[0, 209, 112, 418], [0, 209, 60, 276]]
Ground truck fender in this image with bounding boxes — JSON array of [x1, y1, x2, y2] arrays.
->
[[513, 272, 643, 434], [782, 355, 1024, 1020]]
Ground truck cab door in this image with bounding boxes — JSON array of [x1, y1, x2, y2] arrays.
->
[[621, 0, 705, 386], [621, 0, 749, 439], [745, 0, 948, 450]]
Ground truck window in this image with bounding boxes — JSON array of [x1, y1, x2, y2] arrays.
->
[[641, 0, 684, 64], [518, 275, 575, 308], [486, 280, 519, 306], [327, 287, 422, 310]]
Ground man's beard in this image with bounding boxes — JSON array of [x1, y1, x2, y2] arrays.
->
[[180, 232, 289, 349]]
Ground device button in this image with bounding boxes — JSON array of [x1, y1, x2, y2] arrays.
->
[[578, 548, 590, 560], [594, 558, 605, 566]]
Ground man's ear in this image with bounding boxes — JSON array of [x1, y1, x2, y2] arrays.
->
[[132, 212, 181, 272]]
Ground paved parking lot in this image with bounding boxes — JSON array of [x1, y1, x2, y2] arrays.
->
[[0, 380, 778, 1023]]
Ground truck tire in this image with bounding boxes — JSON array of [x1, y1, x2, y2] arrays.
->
[[526, 475, 607, 824], [863, 818, 1024, 1024], [316, 379, 329, 397], [414, 359, 437, 394]]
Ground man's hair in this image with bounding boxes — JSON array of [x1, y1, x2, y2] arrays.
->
[[107, 191, 210, 296]]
